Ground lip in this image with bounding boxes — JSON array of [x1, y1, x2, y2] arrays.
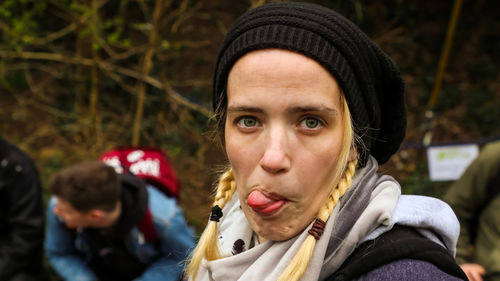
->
[[246, 190, 288, 217], [253, 200, 287, 217]]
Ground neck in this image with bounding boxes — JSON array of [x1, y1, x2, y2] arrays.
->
[[98, 202, 122, 228], [256, 233, 267, 244]]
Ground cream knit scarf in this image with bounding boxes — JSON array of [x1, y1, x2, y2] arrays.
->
[[194, 157, 401, 281]]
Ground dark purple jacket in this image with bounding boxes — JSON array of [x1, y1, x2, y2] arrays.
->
[[364, 259, 463, 281]]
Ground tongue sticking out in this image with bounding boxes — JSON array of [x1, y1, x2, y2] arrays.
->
[[247, 190, 274, 207], [247, 190, 286, 215]]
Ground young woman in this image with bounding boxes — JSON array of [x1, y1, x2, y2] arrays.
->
[[186, 2, 467, 280]]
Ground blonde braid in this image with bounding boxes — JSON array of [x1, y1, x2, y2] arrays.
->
[[185, 168, 236, 280], [277, 159, 357, 281], [213, 169, 237, 207], [318, 159, 357, 220]]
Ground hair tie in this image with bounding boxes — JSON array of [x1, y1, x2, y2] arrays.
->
[[210, 205, 223, 222], [308, 218, 326, 240]]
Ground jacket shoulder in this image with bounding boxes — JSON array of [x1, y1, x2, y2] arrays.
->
[[362, 259, 464, 281], [0, 139, 37, 172], [145, 186, 177, 221], [326, 225, 467, 281]]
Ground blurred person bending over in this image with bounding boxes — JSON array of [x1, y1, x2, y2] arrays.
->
[[444, 140, 500, 281], [45, 160, 194, 281], [0, 137, 45, 281]]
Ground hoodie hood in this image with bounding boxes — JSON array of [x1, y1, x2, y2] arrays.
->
[[106, 172, 148, 238], [361, 194, 460, 257]]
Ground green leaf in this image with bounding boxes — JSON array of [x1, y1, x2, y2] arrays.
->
[[122, 38, 131, 47], [0, 8, 12, 18], [107, 31, 120, 43], [104, 19, 113, 29], [22, 36, 32, 43], [12, 18, 24, 33], [161, 40, 171, 49], [91, 42, 101, 50]]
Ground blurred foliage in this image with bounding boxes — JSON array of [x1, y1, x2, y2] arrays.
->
[[0, 0, 499, 235]]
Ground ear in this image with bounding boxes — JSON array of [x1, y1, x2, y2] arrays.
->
[[89, 209, 104, 222], [348, 145, 358, 162], [52, 205, 60, 216]]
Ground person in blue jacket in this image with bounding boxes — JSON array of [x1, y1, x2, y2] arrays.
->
[[45, 160, 194, 281]]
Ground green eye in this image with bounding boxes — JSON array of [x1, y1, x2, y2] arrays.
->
[[238, 117, 259, 127], [301, 118, 320, 128]]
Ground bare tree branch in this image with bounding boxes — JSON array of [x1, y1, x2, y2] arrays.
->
[[0, 50, 95, 66], [132, 0, 164, 145], [0, 50, 212, 117], [163, 79, 212, 118]]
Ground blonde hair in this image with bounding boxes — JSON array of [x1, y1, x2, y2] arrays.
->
[[186, 98, 358, 281], [185, 169, 236, 280]]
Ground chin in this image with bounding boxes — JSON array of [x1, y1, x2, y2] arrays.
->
[[262, 230, 298, 242], [253, 222, 299, 242], [266, 234, 292, 242], [244, 206, 307, 241]]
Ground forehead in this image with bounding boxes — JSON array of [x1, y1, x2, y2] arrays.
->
[[230, 49, 336, 82], [227, 49, 342, 106], [55, 197, 80, 213]]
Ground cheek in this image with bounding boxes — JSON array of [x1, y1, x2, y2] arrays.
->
[[63, 214, 74, 222], [299, 145, 343, 194], [62, 211, 80, 223], [226, 139, 257, 173]]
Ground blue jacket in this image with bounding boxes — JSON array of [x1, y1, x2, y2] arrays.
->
[[45, 186, 195, 281]]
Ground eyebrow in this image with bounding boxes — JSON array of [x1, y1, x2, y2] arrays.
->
[[288, 106, 338, 116], [227, 105, 338, 116], [227, 106, 263, 114]]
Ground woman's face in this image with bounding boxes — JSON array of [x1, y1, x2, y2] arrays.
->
[[225, 49, 348, 241]]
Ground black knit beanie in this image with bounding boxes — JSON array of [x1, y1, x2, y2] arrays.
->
[[213, 2, 406, 166]]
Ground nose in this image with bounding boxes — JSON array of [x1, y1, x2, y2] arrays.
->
[[259, 127, 291, 174]]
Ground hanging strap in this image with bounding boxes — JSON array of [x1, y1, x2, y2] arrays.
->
[[138, 208, 159, 243]]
